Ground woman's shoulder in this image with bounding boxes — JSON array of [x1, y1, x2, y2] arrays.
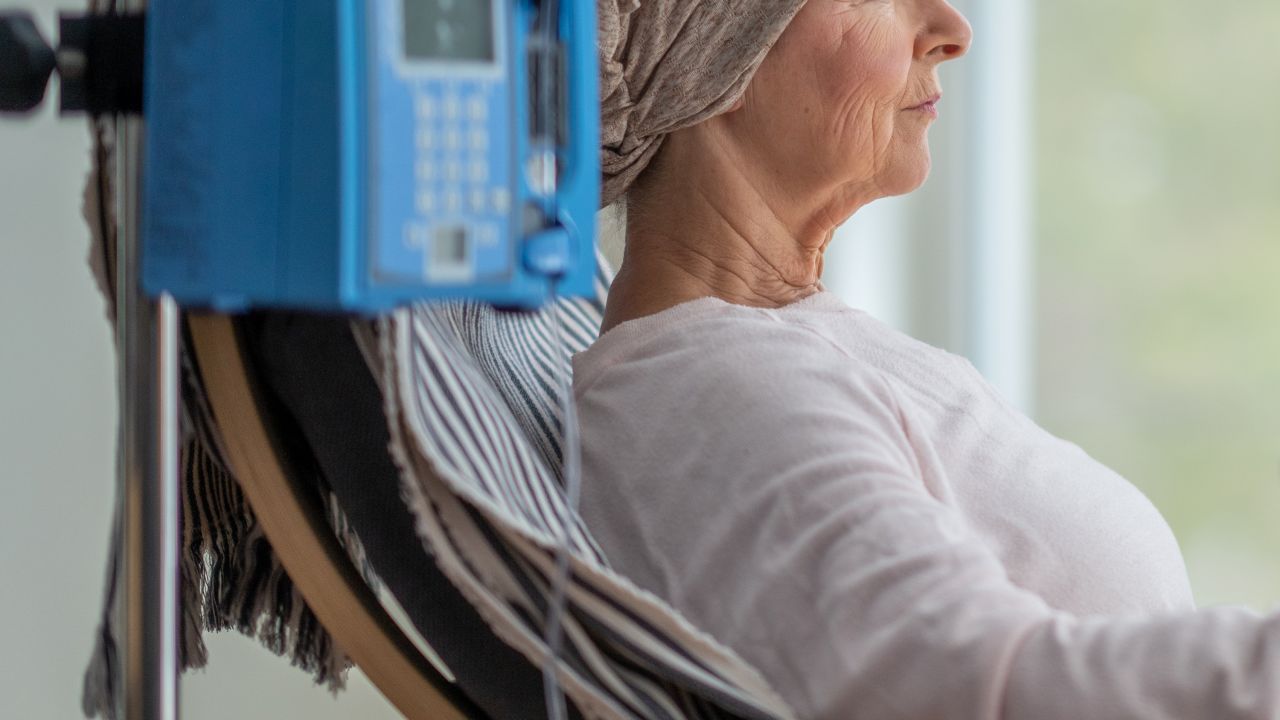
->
[[572, 292, 901, 408]]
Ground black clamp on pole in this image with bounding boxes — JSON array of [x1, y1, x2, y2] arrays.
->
[[0, 9, 145, 115]]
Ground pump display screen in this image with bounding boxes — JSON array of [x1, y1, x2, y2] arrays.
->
[[403, 0, 495, 63]]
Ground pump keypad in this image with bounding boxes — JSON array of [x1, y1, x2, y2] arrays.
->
[[406, 86, 505, 279]]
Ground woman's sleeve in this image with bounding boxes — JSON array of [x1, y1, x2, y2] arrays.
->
[[647, 324, 1280, 720]]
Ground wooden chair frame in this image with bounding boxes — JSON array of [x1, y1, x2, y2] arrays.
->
[[187, 312, 480, 720]]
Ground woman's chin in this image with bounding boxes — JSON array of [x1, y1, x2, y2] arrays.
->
[[877, 153, 933, 198]]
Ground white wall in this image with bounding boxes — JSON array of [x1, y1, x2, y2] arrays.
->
[[0, 3, 398, 717]]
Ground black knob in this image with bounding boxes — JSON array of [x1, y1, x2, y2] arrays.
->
[[0, 12, 55, 113]]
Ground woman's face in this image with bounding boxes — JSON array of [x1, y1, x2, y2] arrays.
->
[[731, 0, 972, 213]]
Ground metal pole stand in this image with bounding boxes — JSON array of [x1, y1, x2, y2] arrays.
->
[[115, 92, 182, 719]]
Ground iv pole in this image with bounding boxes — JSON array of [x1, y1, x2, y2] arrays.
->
[[0, 2, 175, 714], [114, 0, 182, 715]]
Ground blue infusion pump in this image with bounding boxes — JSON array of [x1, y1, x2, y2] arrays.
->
[[141, 0, 599, 313]]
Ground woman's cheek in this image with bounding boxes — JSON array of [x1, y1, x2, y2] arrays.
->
[[838, 17, 915, 106], [818, 89, 886, 180]]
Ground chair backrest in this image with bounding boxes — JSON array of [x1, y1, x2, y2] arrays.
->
[[368, 253, 796, 718]]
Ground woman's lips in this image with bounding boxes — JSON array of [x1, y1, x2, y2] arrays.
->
[[907, 94, 942, 117]]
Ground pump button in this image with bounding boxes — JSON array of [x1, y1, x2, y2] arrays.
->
[[522, 226, 572, 278]]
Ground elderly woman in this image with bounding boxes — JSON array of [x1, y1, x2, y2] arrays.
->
[[574, 1, 1280, 719]]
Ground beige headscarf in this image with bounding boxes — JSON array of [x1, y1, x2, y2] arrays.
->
[[598, 0, 808, 207]]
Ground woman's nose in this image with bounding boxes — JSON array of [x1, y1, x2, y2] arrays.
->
[[919, 0, 973, 63]]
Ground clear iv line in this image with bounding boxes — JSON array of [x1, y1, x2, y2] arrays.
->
[[543, 281, 582, 720]]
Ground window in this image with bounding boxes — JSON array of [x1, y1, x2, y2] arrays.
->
[[1034, 0, 1280, 609]]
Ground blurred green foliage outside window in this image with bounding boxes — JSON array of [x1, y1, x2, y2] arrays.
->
[[1035, 0, 1280, 609]]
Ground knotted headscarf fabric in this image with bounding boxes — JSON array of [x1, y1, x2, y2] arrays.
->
[[598, 0, 808, 207]]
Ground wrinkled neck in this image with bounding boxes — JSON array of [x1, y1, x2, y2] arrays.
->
[[602, 125, 845, 335]]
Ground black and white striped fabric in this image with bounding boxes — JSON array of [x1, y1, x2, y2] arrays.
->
[[367, 259, 796, 719]]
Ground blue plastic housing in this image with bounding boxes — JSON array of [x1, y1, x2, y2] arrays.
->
[[141, 0, 599, 313]]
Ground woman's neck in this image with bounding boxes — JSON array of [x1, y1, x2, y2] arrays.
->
[[602, 234, 827, 336], [601, 131, 843, 336]]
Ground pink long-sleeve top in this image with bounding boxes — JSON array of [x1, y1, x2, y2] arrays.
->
[[571, 290, 1280, 720]]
